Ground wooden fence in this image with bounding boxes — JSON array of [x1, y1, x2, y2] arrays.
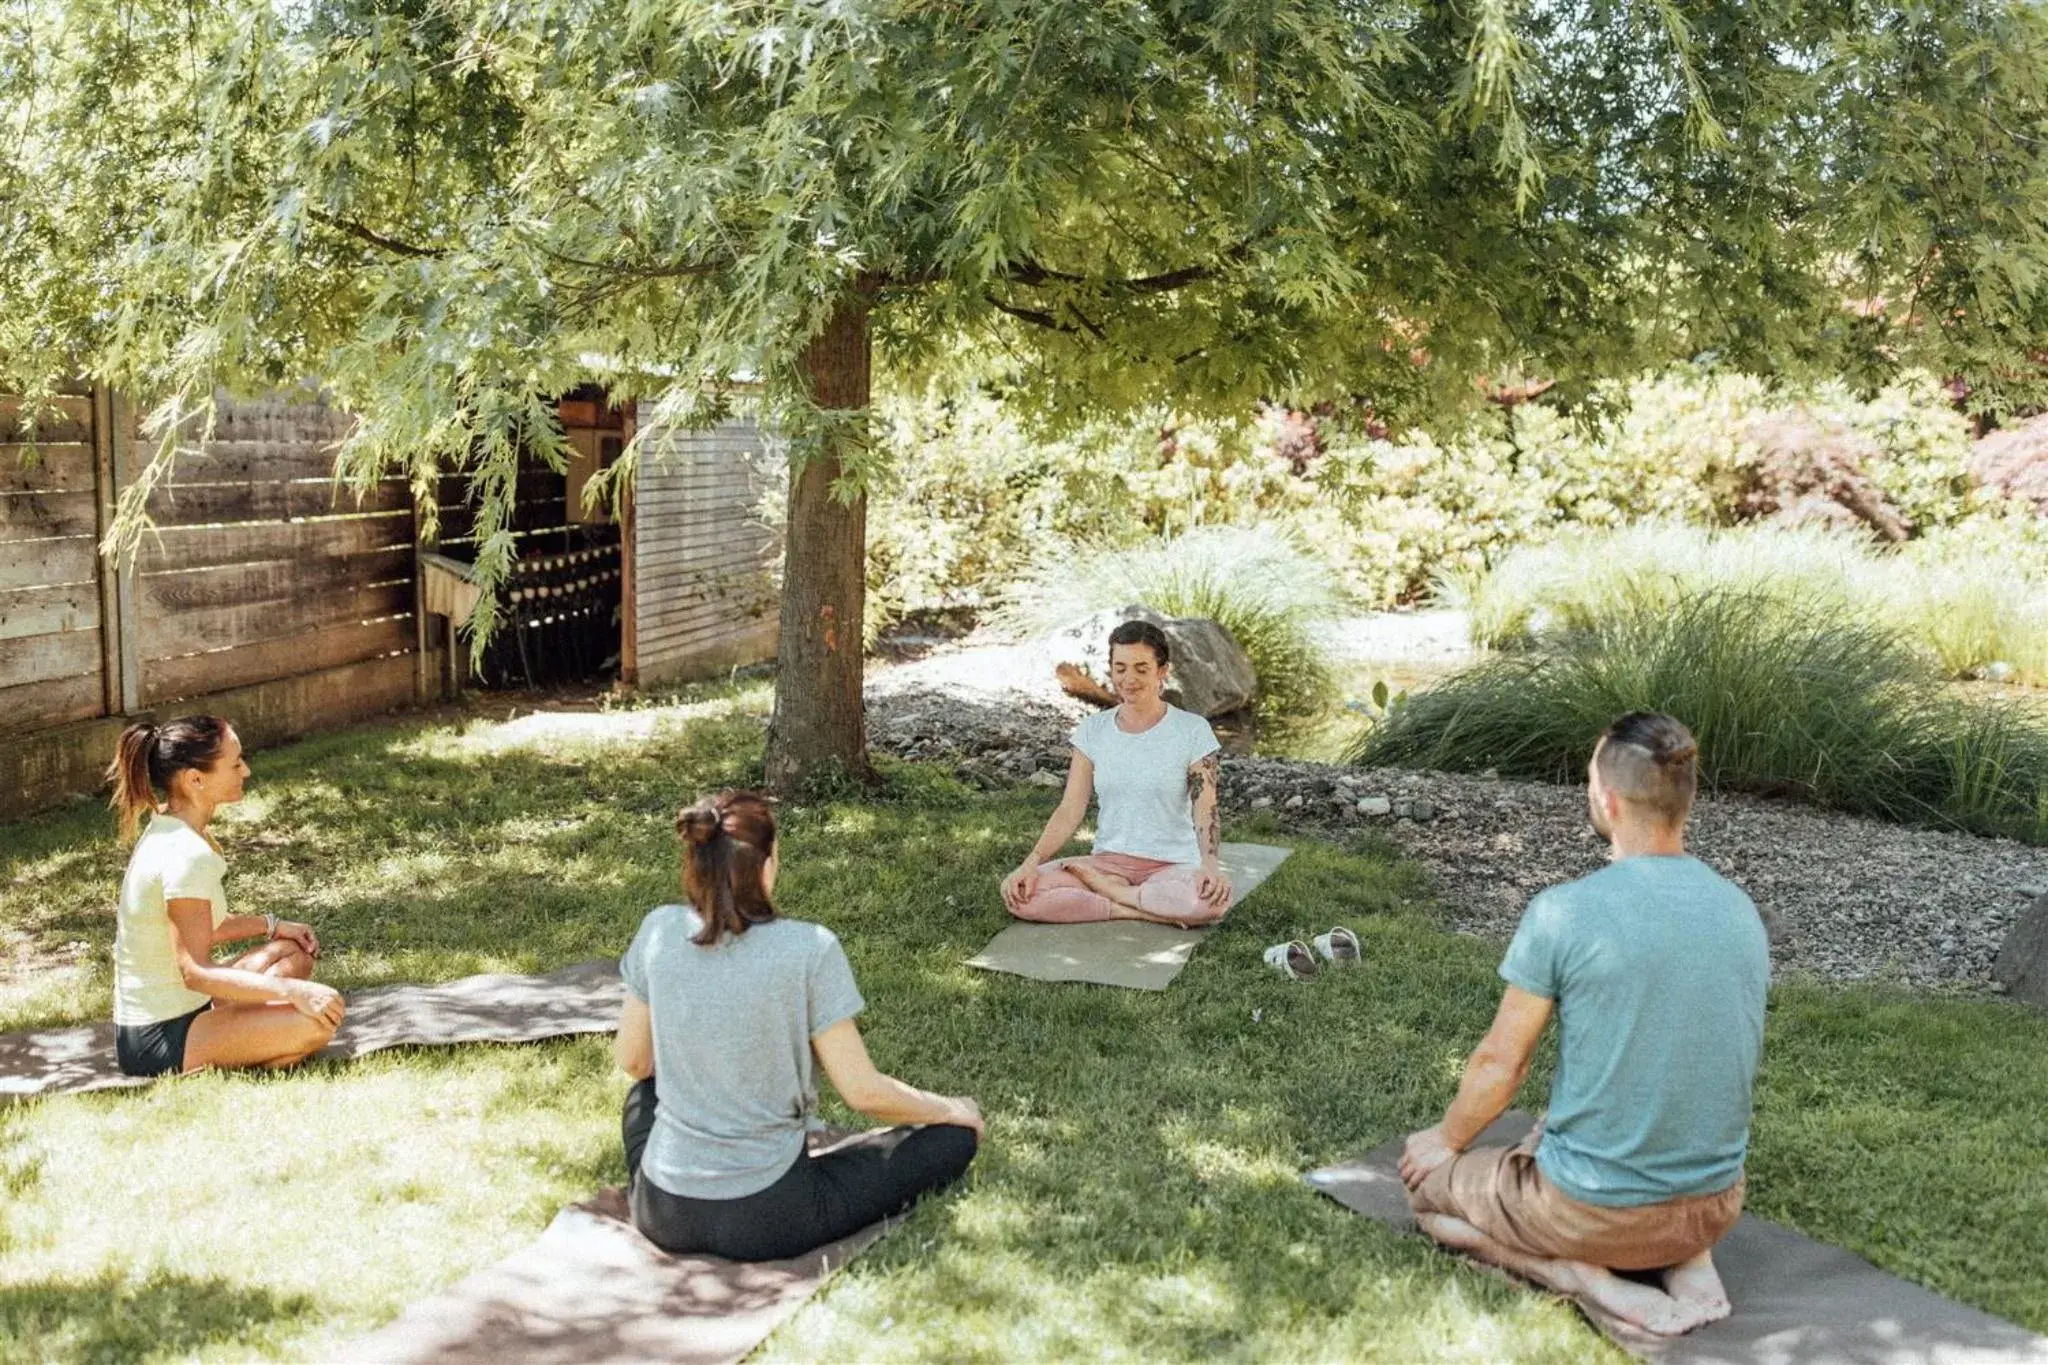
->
[[1, 388, 440, 823], [628, 416, 781, 687], [2, 387, 784, 823]]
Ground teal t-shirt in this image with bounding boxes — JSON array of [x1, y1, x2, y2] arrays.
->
[[1500, 854, 1769, 1208]]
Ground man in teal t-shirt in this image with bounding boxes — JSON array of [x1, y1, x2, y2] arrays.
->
[[1398, 712, 1769, 1339]]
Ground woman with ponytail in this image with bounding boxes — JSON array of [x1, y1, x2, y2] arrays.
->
[[613, 789, 981, 1261], [107, 717, 345, 1077]]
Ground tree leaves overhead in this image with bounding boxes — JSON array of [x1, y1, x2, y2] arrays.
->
[[2, 0, 2044, 567]]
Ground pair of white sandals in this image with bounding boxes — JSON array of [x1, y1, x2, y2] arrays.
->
[[1263, 927, 1361, 981]]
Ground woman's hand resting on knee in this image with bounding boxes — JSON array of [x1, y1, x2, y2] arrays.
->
[[813, 1018, 984, 1140], [285, 980, 345, 1028], [1001, 862, 1040, 913]]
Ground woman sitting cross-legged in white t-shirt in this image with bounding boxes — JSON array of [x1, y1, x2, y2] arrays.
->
[[1001, 619, 1232, 926], [107, 716, 345, 1078], [614, 789, 982, 1262]]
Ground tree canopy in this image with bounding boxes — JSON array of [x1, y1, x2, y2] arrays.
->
[[4, 0, 2045, 780]]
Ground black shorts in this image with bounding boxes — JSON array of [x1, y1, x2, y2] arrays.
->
[[114, 1003, 210, 1077]]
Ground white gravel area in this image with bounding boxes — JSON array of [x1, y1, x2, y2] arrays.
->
[[866, 633, 2046, 992]]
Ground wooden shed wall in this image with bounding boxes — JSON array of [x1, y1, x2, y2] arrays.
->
[[629, 414, 781, 686]]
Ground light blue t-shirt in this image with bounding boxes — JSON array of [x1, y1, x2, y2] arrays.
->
[[1071, 705, 1221, 866], [1500, 855, 1769, 1208], [620, 905, 865, 1199]]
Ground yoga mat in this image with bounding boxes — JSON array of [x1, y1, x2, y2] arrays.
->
[[1305, 1112, 2048, 1364], [337, 1133, 896, 1365], [0, 959, 623, 1103], [966, 842, 1293, 991]]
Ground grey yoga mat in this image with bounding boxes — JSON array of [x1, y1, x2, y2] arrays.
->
[[1304, 1112, 2048, 1365], [966, 842, 1294, 991], [338, 1132, 899, 1365], [0, 959, 624, 1102]]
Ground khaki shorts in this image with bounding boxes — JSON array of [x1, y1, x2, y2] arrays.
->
[[1409, 1145, 1744, 1271]]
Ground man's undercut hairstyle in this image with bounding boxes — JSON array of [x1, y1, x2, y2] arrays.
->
[[1595, 711, 1700, 826], [1107, 619, 1170, 667]]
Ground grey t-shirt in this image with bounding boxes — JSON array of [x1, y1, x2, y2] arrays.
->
[[620, 905, 866, 1199]]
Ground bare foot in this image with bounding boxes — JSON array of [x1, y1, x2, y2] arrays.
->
[[1548, 1261, 1710, 1337], [1067, 861, 1141, 911], [1664, 1249, 1731, 1326], [1414, 1215, 1709, 1338], [1054, 662, 1117, 706]]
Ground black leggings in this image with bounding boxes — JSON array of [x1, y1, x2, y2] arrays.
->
[[621, 1078, 978, 1262]]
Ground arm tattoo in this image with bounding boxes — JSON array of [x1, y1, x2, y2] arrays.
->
[[1189, 755, 1221, 859]]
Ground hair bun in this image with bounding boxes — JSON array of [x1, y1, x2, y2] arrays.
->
[[676, 805, 723, 846], [1662, 739, 1699, 765]]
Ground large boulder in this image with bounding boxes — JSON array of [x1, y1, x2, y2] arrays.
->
[[1969, 412, 2048, 514], [1994, 892, 2048, 1011], [1042, 605, 1257, 718]]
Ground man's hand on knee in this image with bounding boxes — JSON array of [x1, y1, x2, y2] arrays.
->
[[1400, 1124, 1459, 1191]]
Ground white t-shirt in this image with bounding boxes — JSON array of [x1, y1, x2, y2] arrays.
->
[[114, 812, 228, 1025], [1071, 705, 1221, 866]]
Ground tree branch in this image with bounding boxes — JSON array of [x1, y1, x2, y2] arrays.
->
[[983, 293, 1078, 332], [309, 210, 444, 259]]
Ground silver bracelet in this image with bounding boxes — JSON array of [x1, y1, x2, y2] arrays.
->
[[265, 912, 279, 940]]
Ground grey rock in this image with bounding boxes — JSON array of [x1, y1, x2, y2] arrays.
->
[[1284, 794, 1306, 811], [1993, 893, 2048, 1009], [1042, 605, 1257, 717], [1026, 769, 1063, 789], [1356, 796, 1393, 817], [1251, 796, 1274, 810], [1410, 800, 1437, 822]]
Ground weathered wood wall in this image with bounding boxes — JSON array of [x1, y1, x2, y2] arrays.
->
[[0, 392, 108, 735], [1, 388, 437, 823], [629, 413, 781, 686], [138, 393, 418, 705]]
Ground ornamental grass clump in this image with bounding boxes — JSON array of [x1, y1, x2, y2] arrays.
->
[[1352, 591, 2048, 843], [1000, 525, 1341, 734]]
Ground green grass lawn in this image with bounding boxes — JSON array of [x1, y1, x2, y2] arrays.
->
[[2, 683, 2046, 1362]]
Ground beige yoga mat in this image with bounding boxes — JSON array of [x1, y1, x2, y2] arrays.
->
[[338, 1140, 895, 1365], [1305, 1112, 2048, 1364], [966, 842, 1293, 991], [0, 959, 624, 1103]]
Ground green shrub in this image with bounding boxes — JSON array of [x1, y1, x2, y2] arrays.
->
[[868, 367, 1999, 623], [1447, 521, 2048, 685], [1350, 592, 2048, 843], [996, 526, 1342, 733]]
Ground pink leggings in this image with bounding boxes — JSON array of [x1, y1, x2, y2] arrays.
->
[[1008, 853, 1225, 926]]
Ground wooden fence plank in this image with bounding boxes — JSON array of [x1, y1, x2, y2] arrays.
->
[[0, 536, 96, 592], [143, 616, 416, 704], [142, 582, 413, 659], [0, 581, 100, 642], [0, 489, 101, 541], [0, 445, 97, 494], [0, 672, 105, 736], [0, 396, 94, 444], [162, 441, 350, 486], [0, 627, 102, 690], [140, 548, 416, 615], [137, 512, 414, 573], [147, 478, 410, 527]]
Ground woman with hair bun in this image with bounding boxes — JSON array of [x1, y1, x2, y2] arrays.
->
[[106, 717, 344, 1077], [613, 789, 981, 1261]]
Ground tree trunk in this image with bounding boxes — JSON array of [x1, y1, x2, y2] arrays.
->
[[763, 294, 874, 795]]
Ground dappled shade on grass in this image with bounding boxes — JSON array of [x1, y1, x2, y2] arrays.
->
[[1353, 591, 2048, 843], [1, 688, 2045, 1361]]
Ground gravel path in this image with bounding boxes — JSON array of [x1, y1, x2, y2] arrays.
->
[[867, 635, 2046, 993]]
